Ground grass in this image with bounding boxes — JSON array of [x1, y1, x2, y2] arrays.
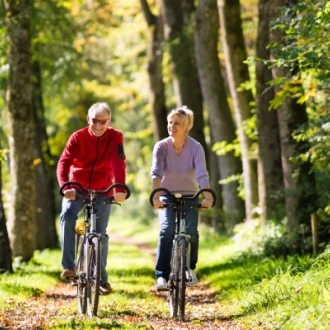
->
[[197, 225, 330, 329], [2, 212, 330, 329]]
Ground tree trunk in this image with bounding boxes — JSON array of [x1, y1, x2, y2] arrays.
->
[[217, 0, 258, 221], [0, 136, 13, 273], [207, 139, 224, 229], [256, 0, 283, 225], [269, 0, 316, 232], [5, 0, 36, 261], [140, 0, 168, 141], [32, 60, 58, 250], [195, 0, 245, 231], [160, 0, 208, 155]]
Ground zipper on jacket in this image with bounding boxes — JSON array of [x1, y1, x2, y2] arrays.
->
[[88, 137, 99, 189]]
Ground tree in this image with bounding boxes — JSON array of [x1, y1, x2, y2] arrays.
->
[[194, 0, 245, 231], [269, 0, 316, 233], [32, 59, 58, 249], [140, 0, 168, 141], [160, 0, 208, 155], [255, 0, 283, 224], [217, 0, 258, 221], [5, 0, 36, 261], [0, 147, 12, 273]]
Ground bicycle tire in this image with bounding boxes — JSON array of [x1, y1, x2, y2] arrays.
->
[[86, 235, 101, 317], [77, 235, 87, 314], [169, 241, 179, 318], [178, 238, 186, 321]]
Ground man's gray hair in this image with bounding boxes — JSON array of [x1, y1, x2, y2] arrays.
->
[[88, 102, 111, 118]]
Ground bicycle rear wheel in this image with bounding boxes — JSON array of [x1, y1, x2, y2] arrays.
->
[[76, 235, 87, 314], [178, 238, 186, 321], [169, 241, 179, 318], [86, 235, 101, 317]]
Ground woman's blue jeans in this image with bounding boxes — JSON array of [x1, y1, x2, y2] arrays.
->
[[60, 197, 111, 284], [155, 196, 199, 280]]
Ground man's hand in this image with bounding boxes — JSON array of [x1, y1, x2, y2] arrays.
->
[[114, 192, 127, 203], [64, 189, 76, 200], [153, 198, 164, 209]]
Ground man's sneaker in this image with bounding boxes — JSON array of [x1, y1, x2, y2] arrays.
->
[[155, 277, 167, 291], [186, 269, 198, 287], [61, 269, 76, 280], [100, 282, 112, 295]]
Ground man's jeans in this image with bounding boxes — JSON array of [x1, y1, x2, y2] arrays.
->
[[60, 197, 111, 284], [155, 196, 199, 280]]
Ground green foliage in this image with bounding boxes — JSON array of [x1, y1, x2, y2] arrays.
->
[[266, 0, 330, 105], [212, 138, 241, 157], [198, 222, 330, 330], [0, 148, 8, 162], [3, 217, 330, 329]]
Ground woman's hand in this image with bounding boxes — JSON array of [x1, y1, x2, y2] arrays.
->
[[153, 198, 164, 209], [201, 199, 213, 209]]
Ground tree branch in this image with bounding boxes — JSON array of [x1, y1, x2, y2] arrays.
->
[[139, 0, 157, 26]]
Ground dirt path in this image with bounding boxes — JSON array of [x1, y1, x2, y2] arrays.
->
[[1, 235, 246, 330]]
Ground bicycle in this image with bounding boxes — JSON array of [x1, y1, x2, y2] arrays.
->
[[59, 181, 130, 317], [149, 187, 216, 321]]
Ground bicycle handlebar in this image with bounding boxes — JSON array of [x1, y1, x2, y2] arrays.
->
[[59, 181, 131, 202], [149, 187, 216, 208]]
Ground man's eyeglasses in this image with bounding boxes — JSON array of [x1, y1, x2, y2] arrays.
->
[[91, 118, 109, 125]]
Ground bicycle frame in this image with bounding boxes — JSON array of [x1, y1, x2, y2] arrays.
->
[[60, 181, 130, 317], [171, 197, 191, 283], [150, 187, 216, 321]]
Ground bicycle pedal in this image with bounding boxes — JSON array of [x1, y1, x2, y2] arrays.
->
[[71, 280, 78, 286]]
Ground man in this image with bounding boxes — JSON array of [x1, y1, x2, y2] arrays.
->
[[57, 102, 127, 295]]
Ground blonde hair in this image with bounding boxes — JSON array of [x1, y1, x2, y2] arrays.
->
[[167, 106, 194, 134]]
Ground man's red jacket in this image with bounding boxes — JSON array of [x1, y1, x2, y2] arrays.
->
[[57, 126, 126, 194]]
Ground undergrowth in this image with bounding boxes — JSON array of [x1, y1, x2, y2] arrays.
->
[[1, 212, 330, 329]]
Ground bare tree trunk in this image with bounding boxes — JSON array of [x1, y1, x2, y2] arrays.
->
[[207, 139, 223, 229], [5, 0, 36, 261], [32, 60, 58, 249], [217, 0, 258, 221], [269, 0, 316, 232], [256, 0, 283, 225], [140, 0, 168, 141], [0, 133, 13, 273], [195, 0, 245, 231], [160, 0, 208, 156]]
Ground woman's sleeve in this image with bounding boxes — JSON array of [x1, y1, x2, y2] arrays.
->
[[194, 144, 210, 188], [150, 142, 164, 181]]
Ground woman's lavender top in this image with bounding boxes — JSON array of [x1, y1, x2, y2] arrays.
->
[[150, 136, 210, 195]]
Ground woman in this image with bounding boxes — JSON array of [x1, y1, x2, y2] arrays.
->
[[150, 106, 213, 291]]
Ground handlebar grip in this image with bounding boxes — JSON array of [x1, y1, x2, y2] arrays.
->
[[59, 181, 87, 197], [59, 182, 131, 200], [149, 187, 172, 206], [149, 187, 217, 208], [191, 188, 217, 207], [108, 183, 131, 200]]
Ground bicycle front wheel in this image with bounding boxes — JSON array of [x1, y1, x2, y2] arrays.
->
[[86, 235, 101, 317], [178, 238, 186, 321], [169, 241, 179, 318], [76, 235, 87, 314]]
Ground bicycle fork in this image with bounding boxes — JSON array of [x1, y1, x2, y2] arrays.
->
[[178, 217, 191, 282], [171, 234, 191, 283]]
